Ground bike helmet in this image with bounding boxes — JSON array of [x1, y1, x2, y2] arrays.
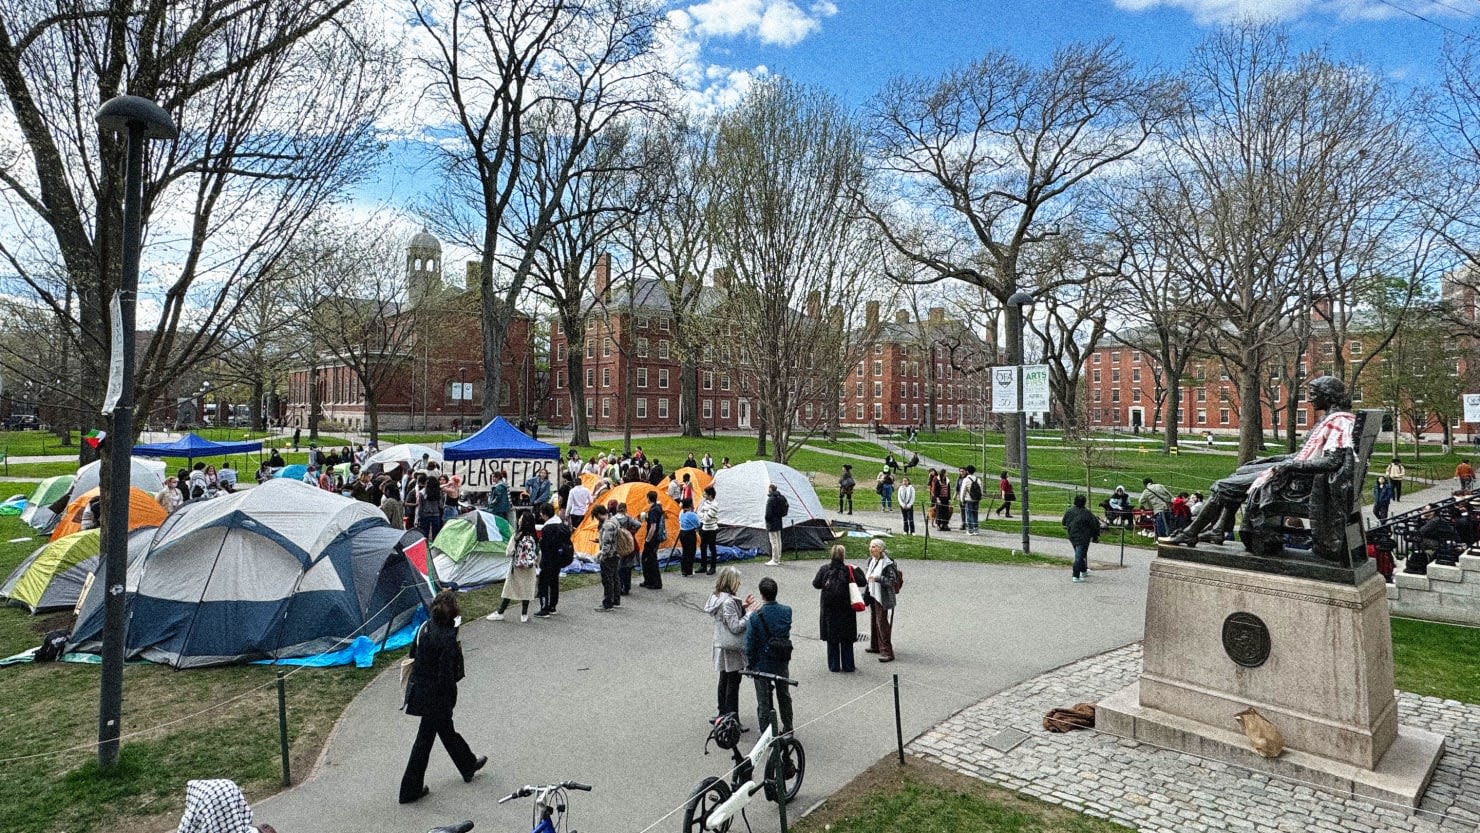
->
[[711, 713, 742, 751]]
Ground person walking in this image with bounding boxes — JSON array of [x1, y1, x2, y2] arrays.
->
[[592, 505, 621, 611], [931, 468, 953, 531], [877, 469, 894, 511], [638, 490, 667, 589], [705, 566, 754, 725], [745, 577, 794, 735], [958, 465, 982, 534], [678, 498, 701, 577], [398, 590, 485, 804], [812, 546, 865, 672], [994, 471, 1015, 519], [487, 512, 539, 622], [837, 465, 856, 515], [1373, 476, 1395, 522], [534, 503, 572, 617], [698, 485, 721, 575], [764, 484, 789, 566], [1062, 494, 1100, 583], [896, 476, 916, 535], [416, 474, 446, 542], [1386, 458, 1406, 502], [1458, 459, 1476, 493], [864, 538, 897, 662]]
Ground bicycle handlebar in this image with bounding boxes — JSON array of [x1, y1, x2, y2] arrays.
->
[[427, 822, 473, 833], [740, 669, 799, 687], [496, 782, 592, 803], [563, 781, 593, 791]]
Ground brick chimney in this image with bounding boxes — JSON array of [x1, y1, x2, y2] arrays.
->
[[712, 267, 731, 291], [806, 291, 821, 318], [895, 309, 910, 324], [595, 252, 612, 300], [865, 300, 880, 328], [928, 307, 945, 323], [465, 261, 480, 291]]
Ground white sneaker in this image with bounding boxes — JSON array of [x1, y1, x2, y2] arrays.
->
[[520, 614, 530, 623], [765, 560, 781, 566], [486, 611, 505, 621]]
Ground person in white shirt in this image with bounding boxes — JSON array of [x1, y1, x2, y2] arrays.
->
[[565, 479, 593, 528], [217, 463, 238, 492], [896, 476, 917, 535]]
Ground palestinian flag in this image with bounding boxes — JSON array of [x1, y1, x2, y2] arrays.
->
[[83, 429, 106, 448]]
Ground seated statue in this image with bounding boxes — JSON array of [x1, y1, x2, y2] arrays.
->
[[1162, 376, 1355, 558]]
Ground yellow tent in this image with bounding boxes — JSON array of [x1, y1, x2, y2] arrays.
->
[[572, 482, 681, 557], [658, 467, 713, 499], [51, 486, 167, 542]]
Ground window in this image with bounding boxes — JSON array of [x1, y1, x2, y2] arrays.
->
[[1111, 389, 1121, 404], [659, 368, 670, 389], [873, 403, 883, 419], [899, 403, 907, 419], [721, 375, 731, 391], [555, 398, 562, 416], [1132, 368, 1141, 383], [856, 364, 864, 377], [1196, 388, 1207, 403], [912, 404, 919, 420], [554, 319, 563, 334], [703, 371, 714, 390], [701, 399, 712, 419], [556, 344, 565, 362], [585, 340, 594, 359], [855, 404, 865, 420], [1132, 388, 1142, 401], [601, 397, 611, 418], [603, 338, 613, 357], [601, 368, 611, 388], [658, 318, 670, 332], [874, 344, 884, 355], [658, 341, 670, 360], [1093, 369, 1101, 383], [805, 403, 814, 419], [586, 401, 594, 418], [721, 400, 731, 419], [1093, 408, 1103, 421], [1110, 407, 1119, 423], [912, 382, 919, 398], [557, 370, 566, 388], [637, 316, 648, 329], [1351, 385, 1363, 403], [1219, 388, 1229, 404], [1297, 409, 1308, 427], [1197, 409, 1207, 424], [873, 381, 883, 397], [1111, 351, 1121, 363], [636, 398, 648, 419], [855, 382, 864, 397], [1093, 389, 1102, 403], [637, 337, 649, 358], [839, 403, 848, 419], [1133, 351, 1142, 363], [585, 368, 594, 389], [900, 382, 908, 398], [1111, 369, 1120, 383], [1220, 409, 1230, 425], [1349, 340, 1362, 356], [637, 368, 648, 388], [658, 398, 669, 418], [873, 360, 883, 376], [1093, 353, 1102, 364]]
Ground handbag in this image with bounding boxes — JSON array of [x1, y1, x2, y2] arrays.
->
[[399, 623, 424, 692], [846, 565, 866, 612], [715, 596, 746, 651]]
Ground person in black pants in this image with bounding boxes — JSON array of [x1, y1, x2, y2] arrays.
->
[[698, 485, 721, 575], [638, 490, 665, 589], [535, 503, 572, 617], [399, 590, 485, 803]]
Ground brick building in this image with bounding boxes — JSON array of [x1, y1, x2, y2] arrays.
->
[[285, 231, 536, 433], [841, 302, 993, 430]]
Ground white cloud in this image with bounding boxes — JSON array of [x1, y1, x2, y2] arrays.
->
[[1111, 0, 1417, 25], [683, 0, 837, 46]]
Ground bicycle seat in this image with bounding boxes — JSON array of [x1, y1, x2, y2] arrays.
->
[[428, 822, 473, 833]]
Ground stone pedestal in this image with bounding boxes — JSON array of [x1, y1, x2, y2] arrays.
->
[[1098, 554, 1445, 807]]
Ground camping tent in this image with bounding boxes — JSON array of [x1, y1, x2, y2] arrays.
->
[[22, 474, 75, 531], [1, 527, 154, 614], [713, 461, 834, 552], [273, 464, 309, 482], [571, 482, 680, 557], [429, 510, 513, 587], [69, 479, 431, 669], [74, 457, 167, 497], [442, 416, 560, 461], [365, 443, 443, 473], [50, 486, 168, 542], [658, 466, 714, 498], [133, 432, 262, 461]]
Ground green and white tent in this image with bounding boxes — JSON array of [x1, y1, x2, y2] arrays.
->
[[429, 510, 512, 587], [22, 474, 76, 532], [1, 527, 153, 613]]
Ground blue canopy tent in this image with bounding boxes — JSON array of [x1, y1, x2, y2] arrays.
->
[[442, 416, 560, 461], [133, 432, 263, 463]]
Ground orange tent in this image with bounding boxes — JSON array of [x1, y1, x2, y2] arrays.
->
[[51, 486, 168, 542], [658, 467, 713, 499], [571, 482, 681, 557]]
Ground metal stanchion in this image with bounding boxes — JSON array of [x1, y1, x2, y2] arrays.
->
[[893, 673, 905, 765], [277, 671, 291, 786]]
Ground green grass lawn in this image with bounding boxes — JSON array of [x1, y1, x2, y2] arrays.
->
[[1391, 618, 1480, 703]]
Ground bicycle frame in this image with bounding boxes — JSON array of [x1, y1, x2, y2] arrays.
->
[[704, 722, 778, 828]]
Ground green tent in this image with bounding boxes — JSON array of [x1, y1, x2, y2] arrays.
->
[[2, 530, 100, 613], [21, 474, 75, 527], [428, 510, 513, 587]]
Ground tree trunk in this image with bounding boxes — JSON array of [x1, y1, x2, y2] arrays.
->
[[250, 378, 265, 432], [1236, 364, 1263, 463], [680, 358, 702, 438], [308, 361, 322, 443], [481, 279, 509, 423], [755, 409, 767, 458], [1163, 365, 1181, 452], [364, 383, 380, 445], [566, 319, 590, 447]]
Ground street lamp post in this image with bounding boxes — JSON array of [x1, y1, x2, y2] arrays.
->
[[95, 94, 177, 768], [1008, 291, 1035, 555]]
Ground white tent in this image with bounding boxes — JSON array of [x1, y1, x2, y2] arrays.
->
[[712, 460, 834, 552], [364, 443, 443, 473], [74, 457, 167, 497]]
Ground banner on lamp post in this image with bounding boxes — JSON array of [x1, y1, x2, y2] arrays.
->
[[1022, 365, 1051, 412], [992, 366, 1019, 413], [1463, 394, 1480, 424]]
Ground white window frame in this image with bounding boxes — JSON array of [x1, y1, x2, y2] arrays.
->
[[636, 368, 648, 388], [721, 400, 731, 419], [659, 368, 670, 389], [636, 398, 648, 419], [657, 398, 669, 418]]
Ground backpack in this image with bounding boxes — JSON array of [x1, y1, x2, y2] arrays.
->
[[609, 520, 635, 557], [967, 477, 983, 502], [36, 629, 69, 663], [891, 562, 904, 594], [758, 610, 793, 664]]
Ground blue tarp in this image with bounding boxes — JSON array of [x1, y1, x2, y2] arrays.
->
[[442, 416, 560, 461], [274, 464, 308, 481], [134, 432, 263, 460], [254, 608, 426, 668]]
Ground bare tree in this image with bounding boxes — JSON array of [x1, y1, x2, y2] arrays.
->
[[706, 77, 883, 463], [1020, 233, 1116, 439], [862, 39, 1177, 466], [0, 0, 391, 452], [1428, 38, 1480, 273], [413, 0, 668, 423]]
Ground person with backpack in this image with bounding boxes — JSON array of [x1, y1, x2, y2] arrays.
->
[[705, 566, 755, 725], [958, 465, 983, 534], [744, 576, 794, 735], [638, 490, 667, 590], [837, 465, 856, 515], [764, 484, 789, 566], [534, 503, 573, 617], [1062, 494, 1101, 583], [610, 499, 641, 595], [416, 473, 446, 541], [592, 505, 622, 611], [812, 545, 866, 672], [864, 538, 898, 662], [487, 512, 539, 622]]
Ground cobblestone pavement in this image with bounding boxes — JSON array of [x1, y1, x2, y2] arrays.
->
[[909, 644, 1480, 832]]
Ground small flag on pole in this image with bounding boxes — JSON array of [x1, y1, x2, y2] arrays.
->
[[84, 429, 107, 449]]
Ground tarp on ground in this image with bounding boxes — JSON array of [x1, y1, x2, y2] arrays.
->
[[51, 486, 167, 542], [429, 510, 512, 587], [69, 479, 431, 669], [712, 460, 834, 552], [442, 416, 560, 461], [1, 527, 154, 614], [571, 482, 681, 557], [133, 432, 262, 460], [74, 457, 167, 497], [22, 475, 74, 528]]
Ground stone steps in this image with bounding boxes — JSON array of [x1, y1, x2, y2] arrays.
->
[[1385, 552, 1480, 626]]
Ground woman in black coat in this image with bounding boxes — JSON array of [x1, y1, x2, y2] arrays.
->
[[398, 590, 486, 804], [812, 545, 866, 673]]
